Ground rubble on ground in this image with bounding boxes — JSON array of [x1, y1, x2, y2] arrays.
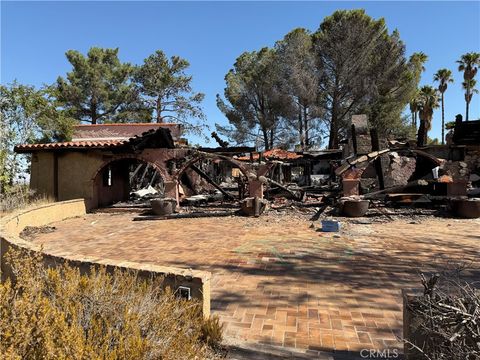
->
[[95, 114, 480, 223], [20, 225, 56, 240]]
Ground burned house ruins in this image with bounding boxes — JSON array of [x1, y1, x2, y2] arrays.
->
[[15, 115, 480, 218]]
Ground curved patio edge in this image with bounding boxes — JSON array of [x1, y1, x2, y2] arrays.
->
[[0, 199, 211, 317]]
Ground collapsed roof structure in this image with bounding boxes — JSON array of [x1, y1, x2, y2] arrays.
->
[[15, 115, 480, 218]]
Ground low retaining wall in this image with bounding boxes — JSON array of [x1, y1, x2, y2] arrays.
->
[[0, 199, 210, 317]]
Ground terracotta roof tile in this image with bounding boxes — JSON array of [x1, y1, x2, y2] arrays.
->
[[237, 148, 302, 161], [14, 140, 126, 152], [15, 126, 176, 153]]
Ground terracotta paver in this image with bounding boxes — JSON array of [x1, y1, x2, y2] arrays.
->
[[29, 213, 480, 355]]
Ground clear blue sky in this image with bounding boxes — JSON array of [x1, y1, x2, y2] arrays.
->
[[2, 1, 480, 146]]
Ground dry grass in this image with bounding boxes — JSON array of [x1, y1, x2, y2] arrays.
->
[[0, 249, 223, 359], [0, 186, 54, 216]]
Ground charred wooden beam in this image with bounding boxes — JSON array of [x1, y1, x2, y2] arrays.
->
[[264, 177, 304, 201], [211, 131, 229, 148], [189, 164, 236, 200], [133, 211, 235, 221], [148, 171, 158, 187], [362, 179, 428, 198], [308, 205, 327, 221], [370, 129, 385, 190], [130, 164, 143, 183], [198, 146, 254, 154], [351, 124, 357, 154], [139, 164, 150, 186]]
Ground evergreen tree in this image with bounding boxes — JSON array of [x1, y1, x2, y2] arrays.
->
[[54, 47, 145, 124], [216, 48, 289, 150], [313, 10, 420, 148], [134, 50, 206, 135]]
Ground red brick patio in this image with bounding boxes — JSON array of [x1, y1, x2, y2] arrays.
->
[[29, 213, 480, 355]]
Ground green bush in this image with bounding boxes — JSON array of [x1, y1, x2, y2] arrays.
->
[[0, 249, 223, 359]]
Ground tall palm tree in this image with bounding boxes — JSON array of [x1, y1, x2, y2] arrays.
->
[[463, 78, 479, 121], [417, 85, 440, 147], [409, 99, 418, 127], [457, 52, 480, 121], [409, 52, 428, 73], [408, 53, 428, 131], [433, 69, 454, 145], [409, 91, 422, 128]]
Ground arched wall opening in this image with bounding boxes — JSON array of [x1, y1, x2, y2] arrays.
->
[[93, 158, 165, 208], [172, 153, 251, 199]]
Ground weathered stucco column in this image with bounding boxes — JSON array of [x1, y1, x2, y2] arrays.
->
[[342, 178, 360, 196], [164, 181, 178, 202], [248, 180, 264, 198]]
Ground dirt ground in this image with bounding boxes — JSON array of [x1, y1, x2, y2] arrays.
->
[[27, 211, 480, 357]]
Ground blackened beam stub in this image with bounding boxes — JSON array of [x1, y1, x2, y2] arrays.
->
[[370, 129, 385, 190], [211, 131, 229, 148], [351, 124, 357, 154]]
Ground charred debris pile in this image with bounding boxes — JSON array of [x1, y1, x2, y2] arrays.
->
[[107, 116, 480, 222]]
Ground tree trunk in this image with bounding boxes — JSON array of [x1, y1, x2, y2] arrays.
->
[[91, 103, 97, 124], [298, 108, 304, 150], [328, 120, 338, 149], [156, 97, 162, 123], [417, 120, 426, 147], [441, 93, 445, 145], [466, 84, 470, 122], [303, 105, 309, 149], [329, 81, 340, 149], [465, 88, 470, 121], [262, 129, 270, 151], [270, 128, 274, 149], [9, 153, 18, 187], [329, 100, 339, 149]]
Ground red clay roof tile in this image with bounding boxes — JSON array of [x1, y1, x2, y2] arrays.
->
[[237, 148, 302, 161], [14, 140, 125, 152]]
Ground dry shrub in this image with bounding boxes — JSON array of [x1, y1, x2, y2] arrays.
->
[[201, 315, 224, 348], [0, 186, 53, 214], [406, 271, 480, 360], [0, 249, 223, 359]]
